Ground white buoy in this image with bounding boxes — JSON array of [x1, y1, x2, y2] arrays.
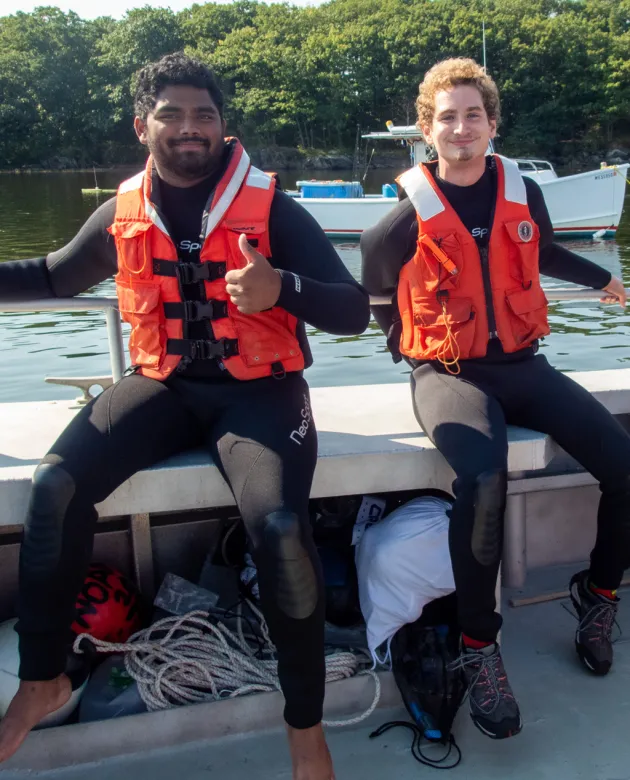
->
[[593, 229, 607, 240]]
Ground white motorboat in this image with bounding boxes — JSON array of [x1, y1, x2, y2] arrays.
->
[[291, 126, 629, 240]]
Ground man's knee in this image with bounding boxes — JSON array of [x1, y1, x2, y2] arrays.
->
[[23, 462, 76, 575], [455, 469, 507, 566], [259, 512, 319, 620]]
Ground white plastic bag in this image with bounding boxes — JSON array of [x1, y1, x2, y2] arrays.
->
[[355, 496, 455, 662]]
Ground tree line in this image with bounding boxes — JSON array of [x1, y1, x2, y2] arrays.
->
[[0, 0, 628, 168]]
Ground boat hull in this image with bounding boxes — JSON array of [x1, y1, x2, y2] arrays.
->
[[295, 164, 629, 240]]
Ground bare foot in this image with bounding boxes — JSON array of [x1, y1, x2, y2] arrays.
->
[[287, 723, 335, 780], [0, 675, 72, 762]]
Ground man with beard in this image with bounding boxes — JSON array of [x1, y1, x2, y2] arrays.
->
[[361, 58, 629, 742], [0, 53, 369, 779]]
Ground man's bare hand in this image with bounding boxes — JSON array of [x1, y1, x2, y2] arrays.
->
[[601, 276, 627, 308], [224, 234, 282, 314]]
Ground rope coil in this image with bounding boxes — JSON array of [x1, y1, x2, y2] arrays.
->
[[73, 603, 381, 728]]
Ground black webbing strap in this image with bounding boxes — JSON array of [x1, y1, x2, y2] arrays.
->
[[167, 338, 239, 361], [163, 300, 228, 322], [153, 259, 226, 285]]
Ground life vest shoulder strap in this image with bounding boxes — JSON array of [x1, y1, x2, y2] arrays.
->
[[397, 165, 446, 222]]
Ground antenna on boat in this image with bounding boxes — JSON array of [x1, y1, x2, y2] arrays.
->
[[351, 124, 361, 182], [482, 13, 496, 154]]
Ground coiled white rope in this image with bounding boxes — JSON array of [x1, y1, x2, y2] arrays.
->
[[73, 603, 380, 728]]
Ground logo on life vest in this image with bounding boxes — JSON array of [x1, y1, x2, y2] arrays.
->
[[517, 221, 533, 242]]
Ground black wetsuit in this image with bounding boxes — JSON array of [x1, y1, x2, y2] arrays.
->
[[2, 152, 370, 729], [361, 159, 630, 642]]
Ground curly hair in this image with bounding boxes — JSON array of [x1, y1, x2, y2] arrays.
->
[[416, 58, 500, 129], [133, 52, 224, 120]]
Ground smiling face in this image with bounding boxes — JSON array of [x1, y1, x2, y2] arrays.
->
[[422, 84, 497, 168], [134, 84, 227, 186]]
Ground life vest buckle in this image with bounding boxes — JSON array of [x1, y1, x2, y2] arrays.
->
[[163, 300, 229, 322], [175, 262, 227, 286], [184, 300, 228, 322], [166, 337, 239, 361], [151, 260, 227, 286]]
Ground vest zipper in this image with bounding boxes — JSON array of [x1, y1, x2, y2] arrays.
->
[[479, 245, 498, 339], [481, 162, 499, 340]]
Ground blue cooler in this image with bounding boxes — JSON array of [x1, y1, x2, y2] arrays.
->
[[382, 183, 397, 198], [297, 181, 363, 199]]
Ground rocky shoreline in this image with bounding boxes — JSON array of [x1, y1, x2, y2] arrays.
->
[[2, 145, 629, 173], [561, 147, 630, 170], [1, 147, 408, 173]]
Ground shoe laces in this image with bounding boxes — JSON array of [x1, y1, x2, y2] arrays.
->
[[449, 649, 514, 715], [565, 589, 621, 645]]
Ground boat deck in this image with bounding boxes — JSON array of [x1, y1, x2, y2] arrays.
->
[[3, 564, 629, 779]]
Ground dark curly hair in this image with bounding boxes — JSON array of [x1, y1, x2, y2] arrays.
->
[[133, 52, 224, 120]]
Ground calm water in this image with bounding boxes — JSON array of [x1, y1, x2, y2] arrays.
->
[[0, 167, 629, 403]]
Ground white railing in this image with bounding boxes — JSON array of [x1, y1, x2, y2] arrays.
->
[[0, 287, 625, 384], [368, 288, 627, 306], [0, 297, 126, 381]]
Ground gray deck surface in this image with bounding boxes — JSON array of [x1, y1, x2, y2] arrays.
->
[[2, 574, 630, 779]]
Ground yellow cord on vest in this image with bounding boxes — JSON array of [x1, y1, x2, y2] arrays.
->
[[435, 299, 461, 375], [122, 232, 149, 276]]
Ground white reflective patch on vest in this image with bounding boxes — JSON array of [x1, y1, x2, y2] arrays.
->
[[498, 155, 527, 205], [204, 149, 252, 239], [144, 198, 169, 237], [117, 170, 144, 195], [246, 167, 272, 190], [398, 166, 445, 221]]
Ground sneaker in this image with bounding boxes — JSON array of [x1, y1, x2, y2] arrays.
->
[[451, 642, 522, 740], [569, 570, 619, 676]]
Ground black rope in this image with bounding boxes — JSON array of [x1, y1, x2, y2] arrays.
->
[[369, 720, 462, 769]]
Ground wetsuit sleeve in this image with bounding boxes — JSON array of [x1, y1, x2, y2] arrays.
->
[[539, 243, 612, 288], [0, 256, 53, 302], [526, 178, 612, 289], [269, 190, 370, 335], [360, 198, 417, 296], [45, 198, 119, 296], [360, 199, 417, 342], [0, 198, 118, 302]]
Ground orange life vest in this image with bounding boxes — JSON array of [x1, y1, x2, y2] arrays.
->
[[396, 155, 549, 371], [108, 140, 304, 382]]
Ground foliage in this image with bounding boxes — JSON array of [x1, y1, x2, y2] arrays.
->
[[0, 0, 628, 167]]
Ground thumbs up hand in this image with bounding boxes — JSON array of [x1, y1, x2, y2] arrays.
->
[[224, 233, 282, 314]]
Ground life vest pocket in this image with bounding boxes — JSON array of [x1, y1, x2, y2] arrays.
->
[[116, 282, 165, 370], [231, 307, 301, 368], [109, 220, 154, 277], [411, 296, 476, 360], [503, 219, 540, 287], [416, 232, 463, 292], [503, 285, 549, 351]]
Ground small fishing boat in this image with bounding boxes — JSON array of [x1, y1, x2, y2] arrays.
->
[[290, 125, 629, 240]]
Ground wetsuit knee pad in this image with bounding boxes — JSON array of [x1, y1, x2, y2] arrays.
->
[[471, 469, 507, 567], [22, 463, 76, 575], [261, 512, 318, 620]]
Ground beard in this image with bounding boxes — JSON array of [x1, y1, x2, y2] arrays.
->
[[453, 146, 474, 161], [148, 136, 223, 181]]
